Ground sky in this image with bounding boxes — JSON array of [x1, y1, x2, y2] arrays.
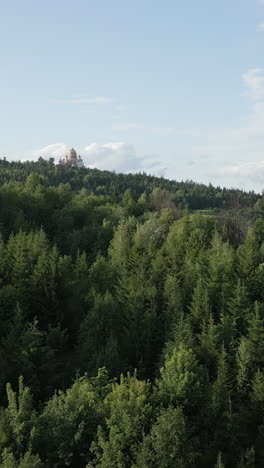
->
[[1, 0, 264, 192]]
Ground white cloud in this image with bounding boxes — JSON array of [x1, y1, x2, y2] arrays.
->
[[52, 97, 113, 104], [25, 142, 164, 175], [187, 106, 264, 190], [208, 161, 264, 178], [256, 22, 264, 32], [82, 142, 160, 172], [29, 143, 70, 160], [242, 68, 264, 99], [181, 69, 264, 191], [206, 160, 264, 192]]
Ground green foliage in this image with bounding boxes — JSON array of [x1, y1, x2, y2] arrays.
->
[[0, 161, 261, 466], [158, 343, 201, 407], [236, 337, 252, 393], [135, 406, 195, 468], [189, 276, 210, 330], [1, 377, 36, 458], [78, 292, 121, 375], [238, 447, 255, 468], [0, 448, 41, 468], [251, 369, 264, 403], [215, 452, 225, 468], [211, 346, 230, 416], [32, 368, 109, 466], [90, 372, 152, 468]]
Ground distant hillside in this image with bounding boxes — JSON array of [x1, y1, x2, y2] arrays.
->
[[0, 157, 259, 211]]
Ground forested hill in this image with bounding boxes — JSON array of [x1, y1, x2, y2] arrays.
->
[[1, 159, 264, 467], [0, 156, 258, 210]]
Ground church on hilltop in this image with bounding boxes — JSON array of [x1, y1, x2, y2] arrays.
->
[[58, 148, 84, 167]]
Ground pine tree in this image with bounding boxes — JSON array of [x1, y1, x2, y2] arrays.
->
[[207, 231, 235, 319], [163, 274, 183, 334], [158, 343, 201, 407], [198, 315, 219, 375], [78, 291, 121, 375], [211, 346, 230, 417], [247, 302, 264, 371], [236, 337, 252, 394], [189, 276, 210, 331], [237, 228, 259, 280], [238, 447, 255, 468], [215, 452, 225, 468], [32, 369, 109, 466], [136, 406, 195, 468], [227, 280, 250, 336], [5, 377, 36, 455], [251, 369, 264, 404], [75, 249, 88, 281], [90, 372, 152, 468]]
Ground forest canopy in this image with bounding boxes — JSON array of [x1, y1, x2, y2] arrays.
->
[[0, 158, 263, 467]]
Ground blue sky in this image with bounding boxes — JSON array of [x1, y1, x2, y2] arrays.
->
[[1, 0, 264, 191]]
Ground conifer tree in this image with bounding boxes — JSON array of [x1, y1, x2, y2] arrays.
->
[[4, 377, 36, 456], [227, 280, 250, 336], [212, 346, 230, 417], [136, 406, 195, 468], [158, 343, 201, 407], [198, 315, 219, 375], [215, 452, 225, 468], [237, 228, 259, 281], [189, 276, 210, 331], [238, 447, 255, 468], [236, 336, 252, 394], [0, 448, 41, 468], [207, 231, 235, 318], [251, 369, 264, 407], [32, 369, 109, 466], [163, 274, 183, 333], [90, 373, 152, 468], [247, 302, 264, 371]]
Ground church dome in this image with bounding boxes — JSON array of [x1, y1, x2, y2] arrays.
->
[[67, 148, 77, 160]]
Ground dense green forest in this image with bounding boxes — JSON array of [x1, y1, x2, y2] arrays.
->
[[0, 157, 264, 466]]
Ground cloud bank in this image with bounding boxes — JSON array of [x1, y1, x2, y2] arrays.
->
[[83, 142, 144, 171], [28, 142, 164, 175], [186, 68, 264, 192], [242, 68, 264, 100], [31, 143, 69, 159]]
